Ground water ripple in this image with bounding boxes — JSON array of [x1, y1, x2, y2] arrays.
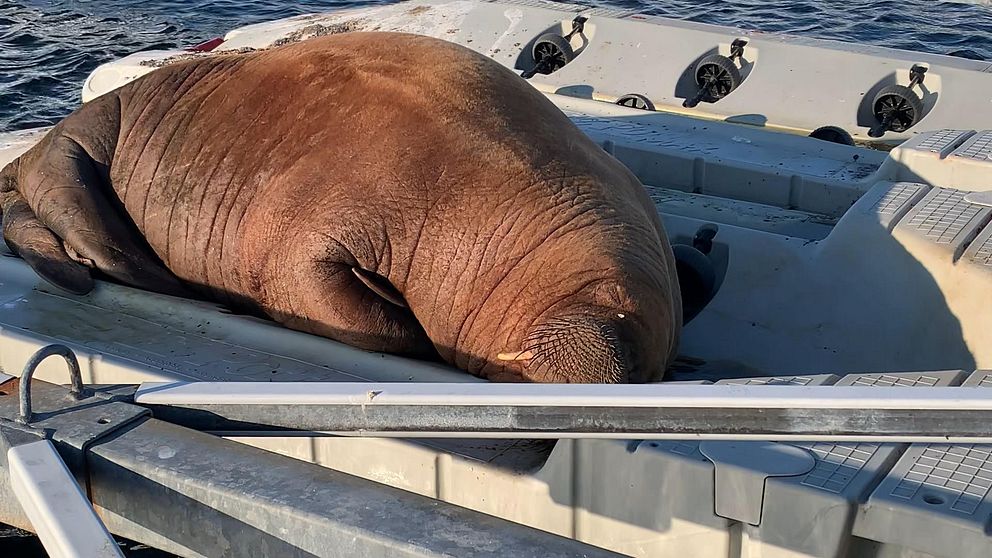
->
[[2, 0, 991, 132]]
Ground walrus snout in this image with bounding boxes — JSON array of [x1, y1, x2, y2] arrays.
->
[[498, 311, 652, 383]]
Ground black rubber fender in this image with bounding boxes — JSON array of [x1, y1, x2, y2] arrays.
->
[[809, 125, 856, 146], [871, 84, 924, 133], [530, 33, 575, 75], [672, 244, 717, 325], [693, 54, 742, 101]]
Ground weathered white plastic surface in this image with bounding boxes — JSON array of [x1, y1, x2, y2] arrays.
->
[[887, 130, 992, 191], [80, 0, 992, 144], [8, 440, 124, 558]]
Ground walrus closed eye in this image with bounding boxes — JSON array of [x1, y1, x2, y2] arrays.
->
[[0, 31, 682, 383], [352, 267, 408, 308]]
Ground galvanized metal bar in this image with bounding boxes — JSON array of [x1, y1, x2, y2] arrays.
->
[[85, 417, 619, 558], [136, 382, 992, 442], [8, 439, 123, 558]]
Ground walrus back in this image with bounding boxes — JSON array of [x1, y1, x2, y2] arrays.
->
[[101, 32, 598, 290]]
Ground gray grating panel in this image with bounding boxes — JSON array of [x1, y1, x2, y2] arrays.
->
[[964, 224, 992, 268], [791, 371, 961, 491], [913, 129, 974, 157], [568, 114, 707, 154], [855, 370, 992, 558], [952, 130, 992, 160], [972, 236, 992, 265], [904, 189, 986, 245], [754, 370, 961, 558], [496, 0, 583, 11], [567, 111, 880, 181], [584, 6, 638, 17], [715, 374, 839, 386], [719, 376, 815, 386], [888, 445, 992, 514], [800, 442, 880, 494], [963, 370, 992, 387], [848, 373, 939, 387], [869, 182, 930, 230]]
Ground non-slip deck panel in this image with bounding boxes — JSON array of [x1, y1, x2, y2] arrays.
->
[[636, 371, 987, 558], [715, 374, 839, 386], [564, 110, 883, 183], [896, 187, 992, 259], [854, 370, 992, 558], [952, 130, 992, 161], [749, 371, 966, 557], [891, 129, 992, 192], [557, 99, 886, 219], [869, 181, 931, 230], [834, 370, 968, 387], [964, 218, 992, 268], [912, 129, 974, 158]]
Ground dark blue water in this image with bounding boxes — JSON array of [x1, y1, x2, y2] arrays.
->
[[3, 0, 992, 132]]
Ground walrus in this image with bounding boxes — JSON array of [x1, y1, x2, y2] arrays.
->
[[0, 32, 683, 383]]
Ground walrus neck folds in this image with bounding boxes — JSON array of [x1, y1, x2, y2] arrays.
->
[[498, 312, 638, 384]]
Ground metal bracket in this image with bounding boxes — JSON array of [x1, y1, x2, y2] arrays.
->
[[0, 349, 149, 493], [565, 15, 588, 40], [730, 38, 748, 61], [909, 64, 927, 89], [18, 344, 85, 424]]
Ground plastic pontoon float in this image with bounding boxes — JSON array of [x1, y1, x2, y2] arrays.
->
[[82, 0, 992, 146], [3, 1, 992, 557]]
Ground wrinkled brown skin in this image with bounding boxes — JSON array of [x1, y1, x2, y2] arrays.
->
[[0, 32, 681, 383]]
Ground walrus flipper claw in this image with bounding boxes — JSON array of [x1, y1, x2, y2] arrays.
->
[[1, 196, 95, 295]]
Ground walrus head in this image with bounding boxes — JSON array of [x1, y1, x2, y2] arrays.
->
[[494, 289, 678, 383], [485, 236, 681, 384]]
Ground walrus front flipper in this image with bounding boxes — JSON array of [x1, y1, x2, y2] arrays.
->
[[1, 196, 95, 295], [13, 133, 187, 298], [673, 224, 723, 325]]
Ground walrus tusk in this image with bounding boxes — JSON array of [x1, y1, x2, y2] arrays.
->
[[497, 350, 534, 361]]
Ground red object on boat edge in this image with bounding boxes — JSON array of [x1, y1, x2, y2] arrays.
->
[[189, 37, 225, 52]]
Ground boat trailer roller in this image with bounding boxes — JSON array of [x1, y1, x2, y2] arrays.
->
[[1, 345, 990, 557]]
